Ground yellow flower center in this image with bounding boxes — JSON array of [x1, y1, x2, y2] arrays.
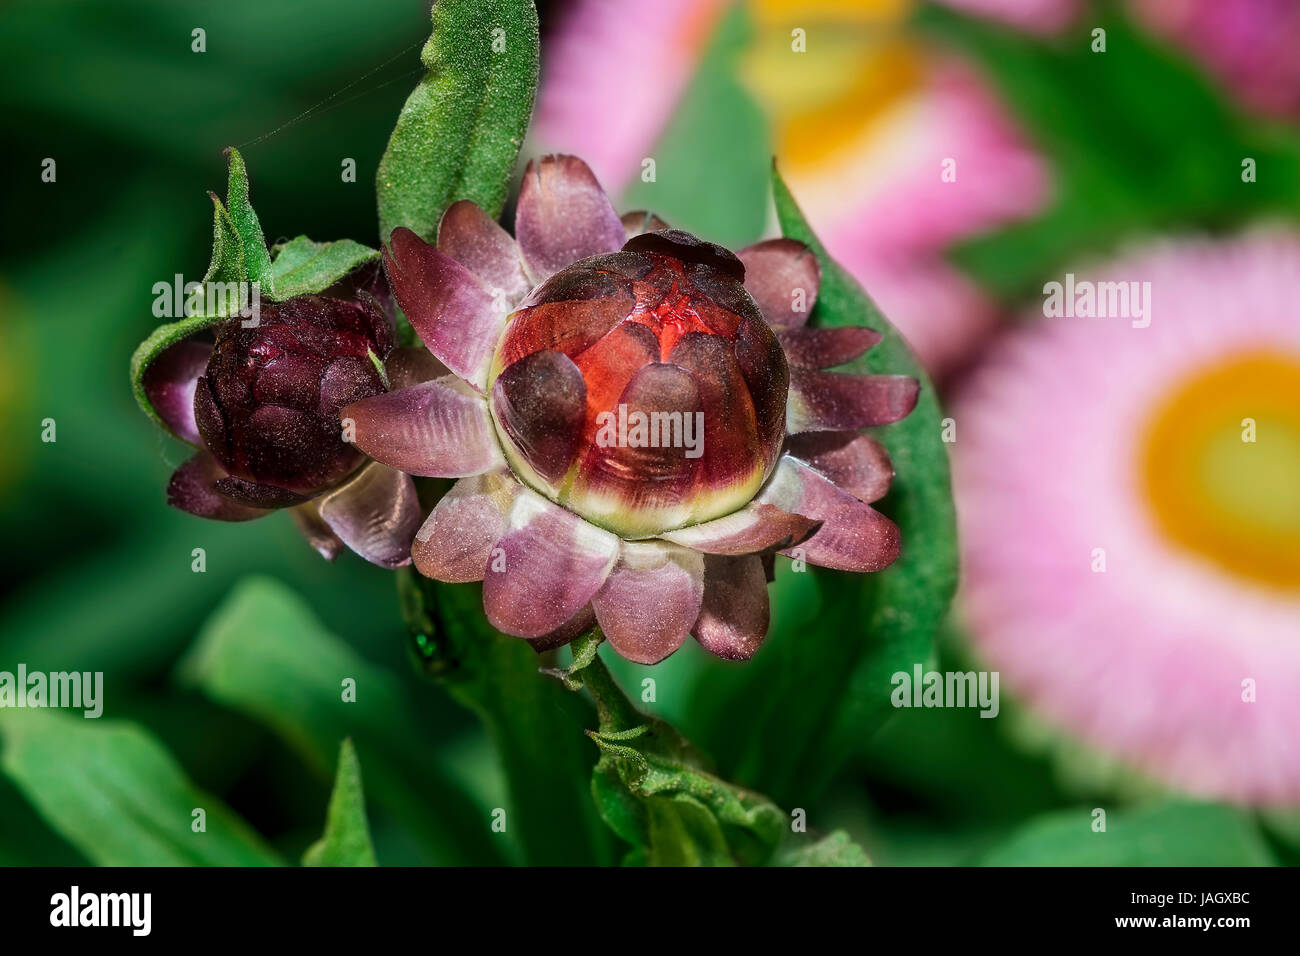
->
[[1139, 351, 1300, 592]]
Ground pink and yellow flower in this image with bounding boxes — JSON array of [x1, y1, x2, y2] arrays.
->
[[954, 230, 1300, 804]]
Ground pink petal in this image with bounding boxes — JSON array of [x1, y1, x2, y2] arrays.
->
[[343, 378, 503, 478], [786, 368, 919, 433], [777, 327, 882, 369], [291, 500, 344, 561], [785, 431, 894, 503], [317, 462, 422, 568], [759, 455, 900, 572], [735, 239, 821, 329], [490, 349, 587, 483], [143, 340, 211, 445], [528, 604, 596, 653], [437, 199, 532, 308], [167, 452, 270, 522], [482, 489, 619, 639], [514, 155, 625, 285], [660, 502, 818, 555], [384, 227, 505, 389], [692, 554, 770, 661], [594, 542, 704, 664], [412, 469, 520, 583]]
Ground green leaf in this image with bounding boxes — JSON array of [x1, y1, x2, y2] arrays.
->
[[577, 646, 785, 866], [776, 830, 871, 867], [376, 0, 539, 242], [403, 573, 614, 865], [180, 576, 506, 866], [619, 3, 770, 248], [0, 709, 281, 866], [687, 167, 957, 806], [222, 147, 274, 290], [268, 235, 380, 300], [981, 803, 1278, 866], [303, 739, 378, 866]]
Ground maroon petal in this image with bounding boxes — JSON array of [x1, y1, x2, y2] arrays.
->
[[514, 155, 625, 284], [437, 199, 531, 307], [692, 554, 770, 662], [143, 340, 211, 445], [490, 349, 587, 484], [482, 490, 619, 639], [660, 502, 818, 555], [167, 452, 270, 522], [777, 327, 881, 369], [786, 368, 919, 433], [528, 604, 596, 653], [291, 500, 344, 561], [593, 542, 704, 664], [412, 469, 520, 583], [735, 239, 821, 329], [785, 431, 894, 503], [620, 210, 670, 239], [317, 462, 422, 568], [384, 227, 505, 388], [758, 455, 900, 572], [667, 331, 760, 495], [344, 378, 502, 478], [384, 346, 449, 389], [214, 475, 311, 508]]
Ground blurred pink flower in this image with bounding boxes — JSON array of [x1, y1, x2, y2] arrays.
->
[[933, 0, 1079, 35], [954, 230, 1300, 804], [1129, 0, 1300, 120], [534, 0, 1051, 378]]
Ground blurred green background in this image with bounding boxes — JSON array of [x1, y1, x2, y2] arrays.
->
[[1, 0, 1298, 866]]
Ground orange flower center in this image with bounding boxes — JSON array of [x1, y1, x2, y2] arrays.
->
[[1139, 350, 1300, 592]]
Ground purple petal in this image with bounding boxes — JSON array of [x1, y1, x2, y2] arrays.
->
[[777, 327, 881, 369], [620, 210, 670, 238], [786, 368, 919, 433], [528, 604, 596, 653], [384, 227, 505, 388], [514, 155, 625, 285], [213, 475, 311, 508], [692, 554, 770, 662], [660, 502, 818, 555], [317, 462, 422, 568], [291, 500, 344, 560], [143, 340, 211, 445], [412, 469, 520, 583], [758, 455, 900, 572], [437, 199, 531, 307], [167, 452, 270, 522], [490, 349, 587, 484], [785, 432, 894, 503], [593, 542, 704, 664], [735, 239, 821, 329], [482, 490, 619, 639], [343, 378, 502, 478]]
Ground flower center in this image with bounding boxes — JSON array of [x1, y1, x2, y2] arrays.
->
[[1139, 350, 1300, 591]]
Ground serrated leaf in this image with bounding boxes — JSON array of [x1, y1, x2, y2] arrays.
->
[[180, 576, 505, 866], [981, 803, 1277, 866], [303, 739, 377, 867], [376, 0, 539, 242], [0, 709, 281, 866], [268, 236, 380, 300]]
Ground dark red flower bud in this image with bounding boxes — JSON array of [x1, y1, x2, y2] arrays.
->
[[195, 294, 394, 503]]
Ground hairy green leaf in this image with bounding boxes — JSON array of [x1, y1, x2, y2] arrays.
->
[[0, 709, 281, 866], [776, 830, 871, 867], [376, 0, 539, 243], [268, 235, 379, 300], [222, 146, 274, 290], [303, 739, 378, 866]]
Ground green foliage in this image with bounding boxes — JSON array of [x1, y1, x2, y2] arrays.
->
[[376, 0, 539, 243], [269, 236, 379, 299], [303, 739, 378, 866], [0, 709, 281, 866], [981, 803, 1278, 866], [181, 576, 504, 865], [776, 831, 872, 867]]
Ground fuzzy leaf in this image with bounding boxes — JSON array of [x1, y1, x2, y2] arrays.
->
[[269, 236, 379, 300], [303, 739, 378, 867], [0, 709, 281, 866], [776, 830, 871, 867], [222, 147, 274, 290], [376, 0, 539, 242]]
